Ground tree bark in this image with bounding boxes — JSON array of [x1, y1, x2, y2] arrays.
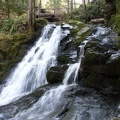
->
[[71, 0, 73, 11], [38, 0, 42, 13], [28, 0, 35, 30], [67, 0, 70, 14], [82, 0, 88, 23]]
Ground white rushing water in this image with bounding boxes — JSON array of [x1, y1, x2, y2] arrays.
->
[[0, 24, 69, 105], [63, 40, 88, 85], [10, 33, 89, 120]]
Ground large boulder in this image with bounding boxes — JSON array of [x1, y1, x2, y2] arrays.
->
[[81, 35, 120, 93], [47, 65, 68, 84]]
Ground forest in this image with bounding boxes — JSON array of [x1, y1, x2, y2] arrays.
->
[[0, 0, 120, 120]]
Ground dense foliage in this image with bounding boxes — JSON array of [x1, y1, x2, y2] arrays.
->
[[0, 15, 28, 34], [71, 0, 106, 22], [0, 0, 28, 17]]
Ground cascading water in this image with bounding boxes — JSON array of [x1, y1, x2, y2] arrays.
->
[[9, 30, 88, 120], [0, 24, 69, 105], [63, 40, 88, 85], [0, 24, 118, 120]]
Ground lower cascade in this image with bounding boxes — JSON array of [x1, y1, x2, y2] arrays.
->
[[9, 36, 87, 120], [0, 24, 119, 120]]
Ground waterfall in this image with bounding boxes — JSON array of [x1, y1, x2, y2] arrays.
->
[[10, 33, 89, 120], [0, 24, 69, 105], [63, 40, 88, 85]]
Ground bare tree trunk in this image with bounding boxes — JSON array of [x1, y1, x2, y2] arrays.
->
[[71, 0, 73, 11], [82, 0, 88, 23], [67, 0, 70, 14], [33, 0, 35, 29], [38, 0, 42, 14], [28, 0, 35, 30], [54, 0, 56, 16]]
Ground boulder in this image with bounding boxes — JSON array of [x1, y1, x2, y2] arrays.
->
[[90, 18, 105, 24], [47, 65, 68, 84], [80, 32, 120, 92]]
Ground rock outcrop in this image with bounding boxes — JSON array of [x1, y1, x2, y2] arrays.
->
[[81, 26, 120, 94], [47, 21, 92, 84]]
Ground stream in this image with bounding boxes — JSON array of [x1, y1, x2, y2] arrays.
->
[[0, 24, 119, 120]]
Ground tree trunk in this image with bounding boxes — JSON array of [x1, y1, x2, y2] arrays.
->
[[28, 0, 35, 30], [67, 0, 70, 14], [71, 0, 73, 11], [38, 0, 42, 13], [82, 0, 88, 23], [54, 0, 56, 16]]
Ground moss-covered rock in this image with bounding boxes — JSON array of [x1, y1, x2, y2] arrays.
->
[[81, 46, 120, 92], [35, 18, 48, 30], [84, 48, 110, 65], [74, 28, 92, 45], [113, 117, 120, 120], [47, 65, 68, 84], [68, 20, 91, 41], [57, 55, 70, 64]]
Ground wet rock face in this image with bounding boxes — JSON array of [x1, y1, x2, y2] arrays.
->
[[47, 65, 68, 84], [81, 26, 120, 93], [0, 84, 56, 119], [47, 21, 91, 84], [0, 84, 118, 120]]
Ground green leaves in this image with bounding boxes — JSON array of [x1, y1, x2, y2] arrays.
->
[[0, 16, 28, 34], [0, 0, 28, 16]]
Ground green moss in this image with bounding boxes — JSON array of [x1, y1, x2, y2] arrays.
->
[[116, 2, 120, 13], [108, 15, 116, 26], [67, 20, 80, 26], [67, 20, 91, 46], [74, 29, 92, 45], [57, 55, 69, 64], [68, 20, 86, 37], [74, 37, 83, 45], [13, 33, 27, 41], [35, 18, 48, 28], [81, 71, 101, 89], [10, 42, 20, 58], [113, 118, 120, 120]]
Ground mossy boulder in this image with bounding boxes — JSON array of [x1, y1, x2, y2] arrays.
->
[[35, 18, 48, 30], [81, 48, 120, 92], [84, 48, 110, 66], [47, 65, 68, 84], [113, 118, 120, 120], [57, 55, 70, 64], [66, 20, 92, 46]]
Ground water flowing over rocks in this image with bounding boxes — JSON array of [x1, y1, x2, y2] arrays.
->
[[0, 21, 120, 120]]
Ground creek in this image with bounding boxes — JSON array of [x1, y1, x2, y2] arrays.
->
[[0, 23, 119, 120]]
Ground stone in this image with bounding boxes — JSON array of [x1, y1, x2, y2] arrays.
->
[[47, 65, 68, 84]]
